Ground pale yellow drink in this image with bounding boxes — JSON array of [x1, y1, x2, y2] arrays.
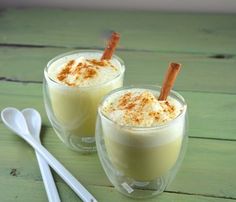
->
[[100, 87, 186, 181], [43, 50, 125, 152]]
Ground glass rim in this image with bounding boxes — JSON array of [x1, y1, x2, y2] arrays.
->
[[98, 85, 187, 130], [44, 49, 125, 89]]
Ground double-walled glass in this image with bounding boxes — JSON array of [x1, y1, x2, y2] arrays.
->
[[96, 85, 188, 198], [43, 50, 125, 152]]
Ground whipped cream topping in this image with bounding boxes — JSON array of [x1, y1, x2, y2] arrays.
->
[[48, 53, 122, 87], [102, 89, 183, 127]]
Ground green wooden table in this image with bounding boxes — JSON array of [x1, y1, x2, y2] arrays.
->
[[0, 8, 236, 202]]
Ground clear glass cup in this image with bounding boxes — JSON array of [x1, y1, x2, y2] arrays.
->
[[43, 50, 125, 153], [96, 85, 188, 198]]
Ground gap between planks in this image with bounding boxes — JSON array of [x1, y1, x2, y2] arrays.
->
[[0, 43, 235, 58], [165, 190, 236, 201], [89, 184, 236, 200], [1, 78, 236, 96]]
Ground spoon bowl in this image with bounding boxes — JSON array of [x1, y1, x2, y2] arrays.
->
[[22, 108, 42, 140], [1, 107, 29, 136]]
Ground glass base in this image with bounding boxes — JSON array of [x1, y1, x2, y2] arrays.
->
[[109, 173, 167, 198], [96, 134, 169, 198], [54, 129, 97, 153]]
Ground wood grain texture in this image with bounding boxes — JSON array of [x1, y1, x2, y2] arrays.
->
[[0, 9, 236, 54], [0, 8, 235, 202], [0, 47, 236, 94], [0, 125, 236, 200], [1, 179, 235, 202], [1, 82, 236, 140]]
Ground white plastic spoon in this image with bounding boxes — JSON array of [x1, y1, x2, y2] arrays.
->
[[1, 107, 97, 202], [22, 108, 61, 202]]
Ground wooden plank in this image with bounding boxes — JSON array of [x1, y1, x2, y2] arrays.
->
[[168, 138, 236, 199], [0, 178, 233, 202], [1, 81, 236, 140], [0, 122, 236, 199], [184, 91, 236, 140], [0, 9, 236, 54], [0, 47, 236, 94]]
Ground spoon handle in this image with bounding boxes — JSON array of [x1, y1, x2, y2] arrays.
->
[[23, 134, 97, 202], [35, 151, 61, 202]]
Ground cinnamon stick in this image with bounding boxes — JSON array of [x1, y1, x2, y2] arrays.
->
[[158, 62, 181, 101], [101, 32, 120, 60]]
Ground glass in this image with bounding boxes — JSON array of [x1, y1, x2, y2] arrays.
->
[[96, 85, 188, 198], [43, 50, 125, 153]]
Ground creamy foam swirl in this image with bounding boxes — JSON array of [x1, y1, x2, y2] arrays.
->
[[48, 52, 122, 87], [102, 89, 183, 127]]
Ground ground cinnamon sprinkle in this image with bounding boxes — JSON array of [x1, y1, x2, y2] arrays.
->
[[56, 58, 117, 86], [87, 59, 116, 70], [57, 60, 75, 81], [149, 111, 160, 121], [164, 101, 175, 113], [83, 68, 97, 79], [141, 97, 150, 107], [116, 91, 156, 123], [118, 92, 132, 108], [67, 60, 75, 67], [103, 90, 180, 126], [57, 73, 67, 81], [134, 117, 140, 124], [88, 59, 107, 67], [125, 103, 136, 110]]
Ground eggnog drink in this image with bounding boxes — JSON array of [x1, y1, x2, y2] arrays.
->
[[44, 50, 125, 152], [99, 87, 186, 181]]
